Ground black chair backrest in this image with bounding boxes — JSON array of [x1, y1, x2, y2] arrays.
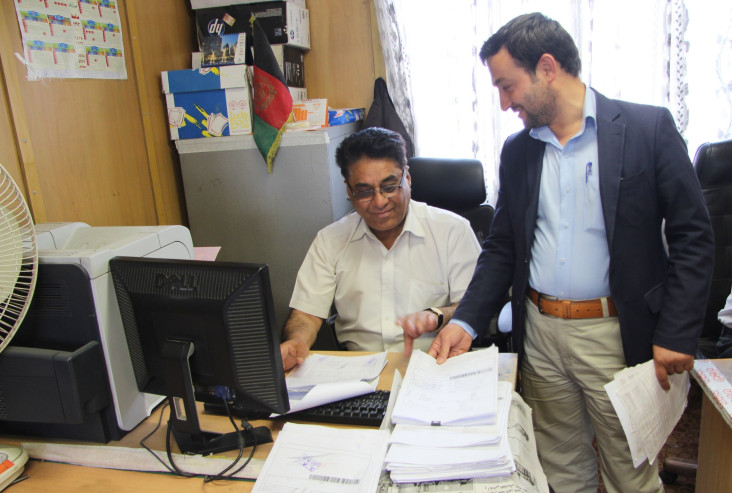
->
[[408, 157, 494, 243], [694, 139, 732, 350]]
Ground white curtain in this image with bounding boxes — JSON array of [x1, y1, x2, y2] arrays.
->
[[374, 0, 732, 204]]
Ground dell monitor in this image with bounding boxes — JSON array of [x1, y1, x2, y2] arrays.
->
[[109, 256, 289, 455]]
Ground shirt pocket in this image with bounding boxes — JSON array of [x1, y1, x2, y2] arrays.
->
[[583, 166, 604, 232]]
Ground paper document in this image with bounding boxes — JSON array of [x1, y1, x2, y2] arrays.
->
[[377, 391, 549, 493], [252, 422, 390, 493], [605, 359, 689, 467], [276, 352, 388, 415], [391, 348, 499, 426], [385, 382, 514, 483]]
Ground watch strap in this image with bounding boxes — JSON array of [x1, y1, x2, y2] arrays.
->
[[425, 307, 444, 330]]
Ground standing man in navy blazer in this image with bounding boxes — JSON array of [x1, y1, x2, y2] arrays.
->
[[423, 12, 714, 493]]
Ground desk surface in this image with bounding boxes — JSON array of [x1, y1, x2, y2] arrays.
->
[[2, 351, 517, 493], [691, 358, 732, 429]]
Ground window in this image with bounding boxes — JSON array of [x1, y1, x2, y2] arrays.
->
[[374, 0, 732, 203]]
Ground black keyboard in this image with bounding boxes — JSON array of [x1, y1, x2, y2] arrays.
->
[[284, 390, 391, 427]]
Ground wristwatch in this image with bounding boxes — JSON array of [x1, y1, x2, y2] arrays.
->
[[425, 307, 444, 330]]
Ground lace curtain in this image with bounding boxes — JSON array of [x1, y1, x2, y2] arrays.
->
[[374, 0, 732, 204]]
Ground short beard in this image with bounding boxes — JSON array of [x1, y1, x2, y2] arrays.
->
[[522, 85, 557, 129]]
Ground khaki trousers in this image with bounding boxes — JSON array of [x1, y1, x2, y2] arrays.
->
[[521, 298, 664, 493]]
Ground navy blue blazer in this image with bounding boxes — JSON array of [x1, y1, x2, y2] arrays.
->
[[454, 89, 714, 366]]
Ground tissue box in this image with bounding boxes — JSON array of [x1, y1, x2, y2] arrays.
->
[[328, 108, 365, 126], [162, 66, 253, 140], [196, 1, 310, 52]]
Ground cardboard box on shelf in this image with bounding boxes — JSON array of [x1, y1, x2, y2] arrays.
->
[[328, 108, 365, 126], [162, 66, 253, 140], [271, 44, 304, 88], [161, 65, 251, 93], [289, 86, 307, 102], [190, 0, 305, 9], [196, 2, 310, 53]]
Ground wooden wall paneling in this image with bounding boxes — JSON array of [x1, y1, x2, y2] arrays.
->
[[305, 0, 379, 110], [125, 0, 196, 227], [0, 41, 31, 207], [1, 0, 156, 226], [0, 1, 47, 222]]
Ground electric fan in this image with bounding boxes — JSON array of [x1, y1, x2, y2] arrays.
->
[[0, 164, 39, 490]]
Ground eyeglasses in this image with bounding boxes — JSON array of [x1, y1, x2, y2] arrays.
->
[[348, 169, 406, 204]]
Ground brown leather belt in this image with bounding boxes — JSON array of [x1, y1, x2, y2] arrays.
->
[[528, 287, 618, 319]]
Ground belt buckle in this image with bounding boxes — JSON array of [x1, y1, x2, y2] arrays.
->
[[537, 293, 558, 316]]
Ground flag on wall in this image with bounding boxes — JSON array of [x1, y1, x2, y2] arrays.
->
[[250, 15, 293, 173]]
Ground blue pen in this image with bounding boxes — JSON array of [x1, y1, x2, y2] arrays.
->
[[585, 162, 592, 183]]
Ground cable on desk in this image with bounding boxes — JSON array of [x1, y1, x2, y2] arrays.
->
[[138, 400, 256, 482]]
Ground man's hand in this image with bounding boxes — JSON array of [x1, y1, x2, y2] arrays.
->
[[397, 310, 441, 356], [653, 344, 694, 391], [428, 323, 473, 363], [280, 339, 309, 371]]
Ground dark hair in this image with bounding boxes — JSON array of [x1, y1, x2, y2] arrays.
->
[[479, 12, 581, 77], [335, 127, 407, 180]]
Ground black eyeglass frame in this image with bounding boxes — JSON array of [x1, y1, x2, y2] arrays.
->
[[347, 168, 407, 204]]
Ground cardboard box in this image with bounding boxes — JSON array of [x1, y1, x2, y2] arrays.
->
[[272, 45, 304, 88], [161, 65, 250, 93], [289, 86, 307, 102], [162, 66, 253, 140], [191, 0, 305, 9], [196, 2, 310, 52], [328, 108, 365, 126]]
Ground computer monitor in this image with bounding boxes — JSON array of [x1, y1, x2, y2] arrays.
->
[[109, 256, 289, 455]]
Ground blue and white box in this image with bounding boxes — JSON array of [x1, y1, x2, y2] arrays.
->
[[161, 65, 253, 140]]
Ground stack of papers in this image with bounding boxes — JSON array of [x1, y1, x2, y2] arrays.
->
[[277, 352, 387, 415], [384, 348, 515, 482], [391, 348, 499, 426], [605, 359, 690, 467], [252, 422, 389, 492]]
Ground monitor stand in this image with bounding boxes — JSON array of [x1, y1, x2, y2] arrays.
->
[[161, 340, 273, 455]]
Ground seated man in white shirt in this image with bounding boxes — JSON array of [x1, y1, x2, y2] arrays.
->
[[280, 127, 481, 370], [717, 289, 732, 358]]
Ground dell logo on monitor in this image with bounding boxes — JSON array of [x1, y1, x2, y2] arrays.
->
[[155, 272, 198, 294]]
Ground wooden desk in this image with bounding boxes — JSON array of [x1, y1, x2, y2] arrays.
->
[[690, 358, 732, 493], [3, 351, 516, 492]]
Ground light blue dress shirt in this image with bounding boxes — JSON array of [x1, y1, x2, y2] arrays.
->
[[528, 87, 610, 300], [453, 87, 609, 339]]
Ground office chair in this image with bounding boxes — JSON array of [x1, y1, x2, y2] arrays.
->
[[660, 138, 732, 485], [408, 157, 494, 244], [408, 157, 510, 351], [692, 138, 732, 359]]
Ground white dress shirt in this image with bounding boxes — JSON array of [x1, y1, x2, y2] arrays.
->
[[719, 290, 732, 328], [289, 200, 480, 352]]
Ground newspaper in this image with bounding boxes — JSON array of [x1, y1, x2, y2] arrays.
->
[[377, 392, 549, 493]]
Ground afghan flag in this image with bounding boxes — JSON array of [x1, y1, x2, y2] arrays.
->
[[250, 15, 293, 173]]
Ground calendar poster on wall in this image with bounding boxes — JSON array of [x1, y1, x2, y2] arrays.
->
[[14, 0, 127, 80]]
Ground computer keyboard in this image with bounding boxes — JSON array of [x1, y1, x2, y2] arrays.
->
[[284, 390, 391, 427]]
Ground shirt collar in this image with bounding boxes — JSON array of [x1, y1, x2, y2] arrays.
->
[[352, 201, 424, 243], [529, 85, 597, 145]]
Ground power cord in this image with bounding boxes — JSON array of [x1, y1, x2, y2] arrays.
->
[[139, 399, 256, 482]]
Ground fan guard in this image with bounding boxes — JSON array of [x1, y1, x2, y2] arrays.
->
[[0, 165, 37, 354]]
